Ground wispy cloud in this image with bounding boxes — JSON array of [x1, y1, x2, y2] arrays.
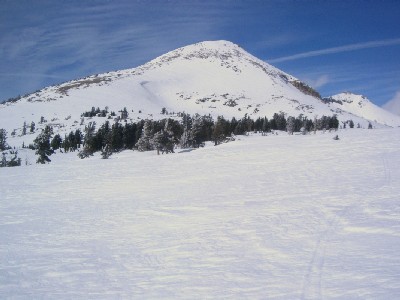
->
[[305, 74, 329, 89], [268, 38, 400, 63], [0, 1, 225, 100], [383, 91, 400, 114]]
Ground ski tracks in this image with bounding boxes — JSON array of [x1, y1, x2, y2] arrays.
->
[[300, 207, 352, 300], [381, 154, 393, 188]]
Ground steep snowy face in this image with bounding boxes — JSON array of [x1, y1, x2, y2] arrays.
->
[[327, 92, 400, 127]]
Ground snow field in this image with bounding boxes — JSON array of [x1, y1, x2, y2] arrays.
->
[[1, 128, 400, 299]]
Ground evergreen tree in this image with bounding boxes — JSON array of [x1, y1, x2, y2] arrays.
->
[[62, 134, 71, 152], [136, 120, 154, 151], [329, 115, 339, 130], [230, 117, 239, 134], [0, 129, 8, 151], [22, 122, 27, 136], [234, 119, 247, 135], [1, 153, 6, 167], [120, 107, 129, 120], [101, 144, 113, 159], [368, 122, 373, 129], [191, 115, 207, 147], [254, 117, 263, 132], [212, 116, 228, 145], [349, 120, 355, 128], [75, 129, 83, 149], [110, 122, 124, 151], [34, 125, 54, 164], [151, 119, 177, 154], [286, 116, 295, 135], [180, 114, 194, 149], [7, 152, 21, 167], [273, 112, 287, 131], [122, 123, 137, 149], [78, 122, 97, 158], [101, 130, 113, 159], [261, 117, 270, 134], [30, 121, 35, 133], [164, 119, 179, 153], [50, 134, 62, 150]]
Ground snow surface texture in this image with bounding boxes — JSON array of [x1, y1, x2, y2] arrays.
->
[[1, 40, 399, 146], [1, 128, 400, 299]]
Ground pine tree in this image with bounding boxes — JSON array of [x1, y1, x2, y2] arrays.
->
[[136, 120, 154, 151], [234, 119, 247, 135], [7, 152, 21, 167], [180, 114, 193, 148], [50, 134, 62, 150], [1, 153, 6, 167], [101, 131, 113, 159], [120, 107, 129, 120], [261, 117, 270, 135], [162, 119, 177, 153], [329, 115, 339, 130], [273, 112, 287, 131], [122, 123, 137, 149], [22, 122, 27, 136], [286, 116, 295, 135], [110, 122, 124, 151], [151, 119, 176, 154], [78, 122, 97, 158], [34, 125, 54, 164], [213, 116, 227, 145], [0, 129, 8, 151], [30, 121, 35, 133], [75, 129, 83, 149], [191, 115, 205, 148]]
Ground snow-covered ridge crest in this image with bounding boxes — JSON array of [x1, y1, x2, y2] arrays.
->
[[326, 92, 400, 127]]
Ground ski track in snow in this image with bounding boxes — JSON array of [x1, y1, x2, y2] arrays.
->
[[1, 128, 400, 299]]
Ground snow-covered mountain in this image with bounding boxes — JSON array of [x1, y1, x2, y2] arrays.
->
[[325, 92, 400, 127], [1, 40, 400, 147]]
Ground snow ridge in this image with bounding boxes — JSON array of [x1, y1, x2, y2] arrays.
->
[[327, 92, 400, 127]]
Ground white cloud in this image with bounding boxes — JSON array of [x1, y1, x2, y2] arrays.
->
[[268, 38, 400, 63], [305, 74, 329, 89], [382, 91, 400, 116]]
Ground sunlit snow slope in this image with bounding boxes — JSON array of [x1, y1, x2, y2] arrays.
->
[[0, 40, 391, 147], [1, 128, 400, 298], [328, 92, 400, 127]]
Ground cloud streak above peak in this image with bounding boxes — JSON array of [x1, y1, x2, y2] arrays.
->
[[268, 38, 400, 63]]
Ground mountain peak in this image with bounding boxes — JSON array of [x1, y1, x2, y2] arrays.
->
[[2, 40, 400, 141], [331, 92, 371, 105]]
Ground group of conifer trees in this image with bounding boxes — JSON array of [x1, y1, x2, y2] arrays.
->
[[75, 112, 341, 159], [1, 111, 344, 165], [0, 128, 21, 167]]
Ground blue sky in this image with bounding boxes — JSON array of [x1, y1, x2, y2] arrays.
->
[[1, 0, 399, 107]]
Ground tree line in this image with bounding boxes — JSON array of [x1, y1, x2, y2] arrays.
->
[[30, 112, 342, 163], [2, 111, 347, 165]]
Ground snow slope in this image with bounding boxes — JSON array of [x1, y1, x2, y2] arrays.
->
[[0, 40, 386, 148], [1, 128, 400, 298], [328, 92, 400, 127]]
